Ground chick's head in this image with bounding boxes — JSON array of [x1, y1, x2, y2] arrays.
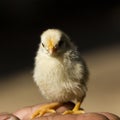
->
[[40, 29, 74, 56]]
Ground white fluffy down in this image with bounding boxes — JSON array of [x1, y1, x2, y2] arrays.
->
[[33, 29, 88, 104]]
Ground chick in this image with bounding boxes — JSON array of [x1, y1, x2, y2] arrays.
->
[[31, 29, 89, 118]]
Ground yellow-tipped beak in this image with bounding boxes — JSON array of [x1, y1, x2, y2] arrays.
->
[[47, 39, 55, 54]]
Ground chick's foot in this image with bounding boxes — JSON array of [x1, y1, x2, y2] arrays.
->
[[31, 102, 61, 119], [63, 102, 85, 115]]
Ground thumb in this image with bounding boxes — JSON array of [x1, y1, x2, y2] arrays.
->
[[0, 113, 20, 120]]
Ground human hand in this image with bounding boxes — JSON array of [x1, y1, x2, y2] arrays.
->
[[0, 103, 119, 120]]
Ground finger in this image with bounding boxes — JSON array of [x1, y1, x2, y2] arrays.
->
[[101, 112, 120, 120], [0, 113, 20, 120], [32, 113, 112, 120], [13, 106, 33, 119], [31, 102, 74, 113], [31, 102, 74, 117], [13, 102, 74, 119]]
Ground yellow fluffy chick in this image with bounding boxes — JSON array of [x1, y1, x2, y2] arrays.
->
[[32, 29, 89, 118]]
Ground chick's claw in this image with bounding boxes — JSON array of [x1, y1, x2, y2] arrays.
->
[[63, 109, 85, 115], [63, 102, 85, 115], [31, 102, 61, 119], [31, 108, 56, 119]]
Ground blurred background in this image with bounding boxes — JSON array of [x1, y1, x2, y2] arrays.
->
[[0, 0, 120, 116]]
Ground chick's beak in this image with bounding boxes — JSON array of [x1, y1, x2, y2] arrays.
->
[[47, 39, 56, 54]]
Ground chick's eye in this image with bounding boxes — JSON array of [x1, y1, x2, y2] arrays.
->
[[41, 43, 45, 47], [58, 40, 64, 47]]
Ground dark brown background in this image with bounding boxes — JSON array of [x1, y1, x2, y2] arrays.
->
[[0, 0, 120, 76]]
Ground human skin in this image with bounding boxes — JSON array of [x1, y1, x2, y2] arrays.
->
[[0, 103, 119, 120]]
